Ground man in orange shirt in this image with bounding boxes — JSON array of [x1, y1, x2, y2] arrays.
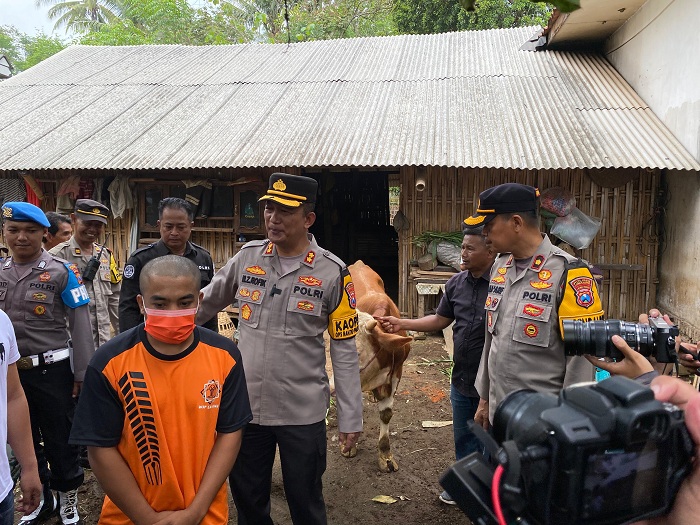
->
[[70, 255, 252, 525]]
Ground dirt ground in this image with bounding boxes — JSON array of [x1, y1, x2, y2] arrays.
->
[[28, 335, 470, 525]]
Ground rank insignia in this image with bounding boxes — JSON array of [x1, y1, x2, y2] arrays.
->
[[530, 255, 545, 271], [39, 272, 51, 282], [569, 276, 595, 308], [505, 255, 513, 266], [33, 305, 46, 315], [299, 276, 322, 287], [297, 300, 314, 312], [491, 275, 506, 284], [538, 269, 552, 281], [497, 267, 507, 275], [264, 243, 274, 255], [241, 304, 252, 321], [523, 304, 544, 317], [251, 290, 261, 301], [305, 251, 316, 265], [530, 280, 553, 290], [345, 282, 356, 309], [485, 297, 492, 307], [75, 248, 81, 255], [245, 266, 266, 275], [32, 292, 47, 301], [524, 323, 539, 338], [239, 288, 251, 297]]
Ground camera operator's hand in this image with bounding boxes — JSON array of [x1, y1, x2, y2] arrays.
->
[[632, 375, 700, 525], [677, 342, 700, 373], [474, 398, 489, 430], [584, 335, 654, 379]]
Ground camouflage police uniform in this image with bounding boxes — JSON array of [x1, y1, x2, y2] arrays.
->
[[118, 240, 216, 332], [0, 249, 94, 496], [50, 237, 121, 348], [475, 235, 605, 421]]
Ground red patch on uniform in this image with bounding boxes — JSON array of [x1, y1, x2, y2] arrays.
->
[[491, 275, 506, 284], [305, 251, 316, 265], [345, 282, 356, 309], [298, 276, 322, 287], [264, 243, 274, 255], [485, 297, 492, 307], [538, 269, 552, 281], [297, 300, 314, 312], [239, 288, 251, 297], [497, 267, 507, 275], [251, 290, 261, 302], [39, 272, 51, 282], [530, 280, 553, 290], [33, 305, 46, 315], [523, 304, 544, 317], [530, 255, 545, 271], [569, 276, 595, 308], [524, 323, 539, 338], [245, 266, 266, 275], [487, 311, 493, 328], [241, 304, 252, 320]]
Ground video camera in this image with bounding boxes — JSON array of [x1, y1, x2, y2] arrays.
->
[[562, 317, 679, 363], [440, 376, 694, 525]]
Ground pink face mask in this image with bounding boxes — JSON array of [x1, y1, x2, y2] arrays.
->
[[143, 306, 198, 344]]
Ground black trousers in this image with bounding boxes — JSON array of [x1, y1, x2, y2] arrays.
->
[[229, 421, 327, 525], [19, 360, 83, 492]]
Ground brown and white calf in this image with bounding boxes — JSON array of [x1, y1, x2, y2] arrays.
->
[[334, 260, 412, 472]]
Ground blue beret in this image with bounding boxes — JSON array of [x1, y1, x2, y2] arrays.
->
[[1, 202, 51, 227]]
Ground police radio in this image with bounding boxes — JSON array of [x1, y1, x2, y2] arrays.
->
[[82, 234, 110, 282]]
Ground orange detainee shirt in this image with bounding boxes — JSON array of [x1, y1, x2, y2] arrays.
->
[[70, 327, 252, 525]]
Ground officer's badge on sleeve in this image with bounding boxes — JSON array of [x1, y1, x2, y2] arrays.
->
[[61, 263, 90, 308], [558, 265, 604, 335], [328, 269, 358, 340]]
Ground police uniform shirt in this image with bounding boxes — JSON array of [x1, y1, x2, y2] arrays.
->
[[475, 235, 604, 421], [50, 237, 121, 348], [118, 240, 215, 333], [0, 249, 95, 381], [196, 235, 363, 433]]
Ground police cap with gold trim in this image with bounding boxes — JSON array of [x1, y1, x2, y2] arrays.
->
[[464, 183, 540, 226], [1, 202, 50, 227], [259, 173, 317, 209], [75, 199, 110, 224]]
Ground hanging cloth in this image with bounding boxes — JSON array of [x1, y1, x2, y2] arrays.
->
[[108, 175, 134, 219]]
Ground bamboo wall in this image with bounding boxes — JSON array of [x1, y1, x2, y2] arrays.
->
[[398, 166, 661, 321]]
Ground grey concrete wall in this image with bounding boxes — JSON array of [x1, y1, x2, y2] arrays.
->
[[605, 0, 700, 336]]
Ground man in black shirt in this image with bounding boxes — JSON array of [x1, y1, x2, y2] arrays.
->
[[118, 198, 217, 332], [377, 225, 495, 505]]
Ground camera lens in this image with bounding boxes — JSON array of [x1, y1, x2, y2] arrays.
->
[[562, 320, 654, 359], [493, 389, 558, 445]]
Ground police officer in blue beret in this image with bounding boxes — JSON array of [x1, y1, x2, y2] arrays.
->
[[0, 202, 94, 525]]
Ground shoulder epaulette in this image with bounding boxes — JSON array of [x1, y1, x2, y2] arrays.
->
[[322, 250, 346, 269], [129, 243, 157, 256], [241, 239, 269, 250], [190, 241, 211, 254]]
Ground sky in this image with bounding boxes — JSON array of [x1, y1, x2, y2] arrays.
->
[[0, 0, 60, 36]]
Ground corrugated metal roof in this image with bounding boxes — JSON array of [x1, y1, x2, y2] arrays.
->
[[1, 26, 697, 171]]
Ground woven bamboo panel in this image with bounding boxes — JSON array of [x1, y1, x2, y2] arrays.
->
[[399, 167, 660, 321]]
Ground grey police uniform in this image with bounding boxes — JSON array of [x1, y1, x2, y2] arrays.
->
[[197, 235, 363, 431], [475, 235, 604, 422], [0, 249, 95, 492], [50, 237, 121, 348], [118, 239, 216, 332]]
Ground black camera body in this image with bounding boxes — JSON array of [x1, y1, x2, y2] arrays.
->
[[562, 317, 679, 363], [440, 376, 694, 525]]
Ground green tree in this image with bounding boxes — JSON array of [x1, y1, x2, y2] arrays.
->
[[394, 0, 552, 34], [0, 26, 66, 73], [36, 0, 125, 33]]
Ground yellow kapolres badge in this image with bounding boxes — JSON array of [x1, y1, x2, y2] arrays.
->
[[328, 269, 358, 340], [558, 265, 604, 336]]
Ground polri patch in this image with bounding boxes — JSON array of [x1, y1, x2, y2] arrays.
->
[[530, 280, 552, 290], [245, 266, 266, 275], [123, 265, 135, 279], [345, 282, 356, 309], [299, 276, 322, 287], [569, 276, 595, 308], [33, 305, 46, 315], [538, 269, 552, 281]]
